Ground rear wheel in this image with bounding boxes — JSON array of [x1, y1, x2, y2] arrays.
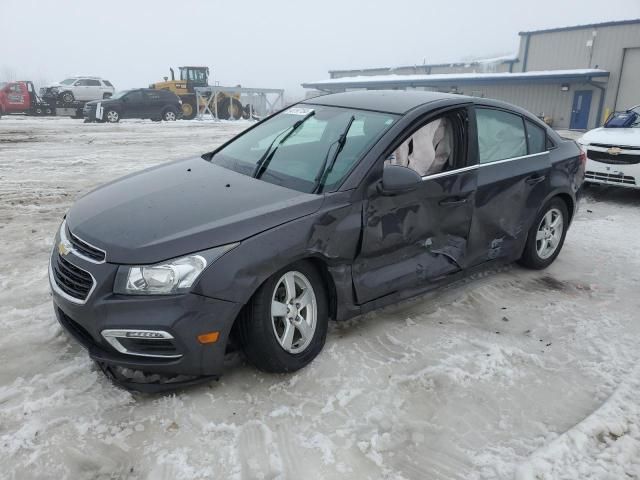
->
[[216, 96, 231, 120], [518, 198, 569, 269], [163, 108, 177, 121], [238, 261, 328, 373], [105, 109, 120, 123]]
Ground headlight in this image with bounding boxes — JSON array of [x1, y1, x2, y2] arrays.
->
[[114, 244, 238, 295]]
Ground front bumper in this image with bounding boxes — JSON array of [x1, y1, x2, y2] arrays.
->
[[584, 148, 640, 189], [49, 246, 243, 387]]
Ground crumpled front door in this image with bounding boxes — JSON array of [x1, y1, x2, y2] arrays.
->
[[352, 170, 476, 304]]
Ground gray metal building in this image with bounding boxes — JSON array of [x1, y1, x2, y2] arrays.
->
[[302, 19, 640, 130]]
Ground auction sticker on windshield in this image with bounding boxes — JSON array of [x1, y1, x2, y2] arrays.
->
[[285, 107, 315, 116]]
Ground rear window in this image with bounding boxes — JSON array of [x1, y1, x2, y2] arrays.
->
[[103, 80, 113, 87], [525, 120, 546, 154], [476, 108, 527, 163]]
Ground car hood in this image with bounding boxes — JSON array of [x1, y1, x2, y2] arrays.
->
[[579, 127, 640, 148], [66, 157, 324, 264], [44, 82, 67, 89]]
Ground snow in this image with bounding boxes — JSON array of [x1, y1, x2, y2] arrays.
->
[[1, 116, 640, 479], [329, 53, 518, 75], [303, 69, 609, 87]]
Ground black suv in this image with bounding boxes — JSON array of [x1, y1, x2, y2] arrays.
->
[[83, 88, 182, 123]]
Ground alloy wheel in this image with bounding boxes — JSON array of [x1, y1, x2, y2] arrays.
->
[[106, 111, 119, 123], [271, 271, 317, 354], [536, 207, 564, 259], [164, 111, 176, 121]]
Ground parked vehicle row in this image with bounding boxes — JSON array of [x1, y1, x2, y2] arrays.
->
[[2, 65, 259, 122], [49, 90, 585, 390], [1, 76, 182, 123]]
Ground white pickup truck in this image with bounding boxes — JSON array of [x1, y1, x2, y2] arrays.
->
[[578, 106, 640, 190]]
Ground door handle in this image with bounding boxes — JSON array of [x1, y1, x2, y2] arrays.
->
[[439, 197, 468, 207], [525, 175, 546, 186]]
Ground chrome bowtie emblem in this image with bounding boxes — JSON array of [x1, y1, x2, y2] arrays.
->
[[58, 240, 72, 256], [607, 147, 622, 156]]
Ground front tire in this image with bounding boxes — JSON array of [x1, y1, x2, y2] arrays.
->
[[181, 98, 197, 120], [518, 198, 569, 269], [60, 91, 74, 103], [238, 261, 328, 373], [105, 109, 120, 123], [163, 109, 177, 121]]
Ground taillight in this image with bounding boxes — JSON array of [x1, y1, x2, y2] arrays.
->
[[579, 149, 587, 166], [577, 142, 587, 166]]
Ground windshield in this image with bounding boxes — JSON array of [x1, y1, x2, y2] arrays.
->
[[109, 90, 133, 99], [60, 78, 76, 85], [605, 107, 640, 128], [209, 105, 397, 193]]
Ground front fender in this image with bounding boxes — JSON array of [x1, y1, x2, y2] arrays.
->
[[192, 193, 362, 308]]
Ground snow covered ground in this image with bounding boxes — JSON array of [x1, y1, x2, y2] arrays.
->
[[1, 116, 639, 480]]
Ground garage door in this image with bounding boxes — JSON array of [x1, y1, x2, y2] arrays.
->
[[616, 47, 640, 110]]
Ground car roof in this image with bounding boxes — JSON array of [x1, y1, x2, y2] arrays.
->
[[301, 90, 463, 114], [301, 89, 548, 125]]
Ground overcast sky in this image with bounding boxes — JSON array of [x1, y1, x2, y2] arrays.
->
[[2, 0, 639, 100]]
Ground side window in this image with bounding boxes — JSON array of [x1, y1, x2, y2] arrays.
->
[[86, 79, 101, 87], [476, 108, 527, 163], [386, 112, 462, 177], [525, 120, 547, 154], [103, 80, 113, 87], [125, 91, 143, 102], [545, 135, 556, 150]]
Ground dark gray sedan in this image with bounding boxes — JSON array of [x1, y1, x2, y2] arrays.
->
[[49, 91, 585, 390]]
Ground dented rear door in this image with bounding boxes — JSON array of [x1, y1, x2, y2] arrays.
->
[[466, 106, 552, 265]]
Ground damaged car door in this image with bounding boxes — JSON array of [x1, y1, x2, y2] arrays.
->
[[352, 106, 476, 304], [466, 106, 552, 264]]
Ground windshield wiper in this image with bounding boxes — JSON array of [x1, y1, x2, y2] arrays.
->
[[312, 115, 355, 193], [253, 110, 316, 179]]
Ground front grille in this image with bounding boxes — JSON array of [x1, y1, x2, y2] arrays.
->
[[585, 171, 636, 185], [587, 149, 640, 165], [53, 254, 94, 301], [591, 143, 640, 151], [67, 227, 105, 262]]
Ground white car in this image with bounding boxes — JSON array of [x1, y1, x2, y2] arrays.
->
[[578, 106, 640, 189], [41, 76, 115, 103]]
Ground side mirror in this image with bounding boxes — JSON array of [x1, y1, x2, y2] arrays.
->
[[378, 164, 421, 195]]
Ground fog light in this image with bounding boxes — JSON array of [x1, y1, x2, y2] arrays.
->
[[197, 331, 220, 344], [101, 329, 181, 358], [126, 331, 166, 339]]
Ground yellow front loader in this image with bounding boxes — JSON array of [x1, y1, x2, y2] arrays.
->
[[150, 66, 245, 120]]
